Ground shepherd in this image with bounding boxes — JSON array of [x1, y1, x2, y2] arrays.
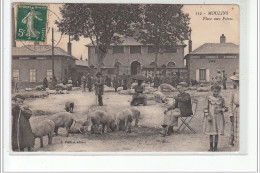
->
[[94, 72, 104, 106], [12, 95, 34, 151]]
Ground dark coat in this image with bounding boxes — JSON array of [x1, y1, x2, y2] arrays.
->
[[154, 76, 160, 88], [87, 76, 93, 88], [94, 77, 104, 95], [170, 92, 193, 117], [12, 104, 34, 150]]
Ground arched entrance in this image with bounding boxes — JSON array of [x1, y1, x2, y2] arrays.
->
[[131, 61, 141, 75]]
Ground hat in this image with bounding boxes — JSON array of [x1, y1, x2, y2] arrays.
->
[[230, 74, 239, 81], [14, 94, 25, 100], [96, 72, 102, 77]]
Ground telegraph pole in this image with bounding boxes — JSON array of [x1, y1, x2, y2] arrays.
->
[[52, 27, 55, 81]]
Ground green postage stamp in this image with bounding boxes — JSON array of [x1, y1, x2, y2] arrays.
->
[[16, 5, 47, 42]]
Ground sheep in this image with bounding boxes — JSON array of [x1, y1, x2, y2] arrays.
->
[[116, 109, 133, 133], [130, 108, 141, 127], [154, 91, 168, 103], [49, 112, 75, 137], [31, 119, 55, 148], [87, 110, 117, 134], [65, 101, 74, 113], [158, 83, 175, 92], [68, 120, 87, 134]]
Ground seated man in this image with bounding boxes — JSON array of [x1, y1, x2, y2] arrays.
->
[[162, 83, 193, 136]]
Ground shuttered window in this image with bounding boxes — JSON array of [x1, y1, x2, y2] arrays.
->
[[199, 69, 206, 81], [13, 69, 20, 82], [29, 69, 36, 82]]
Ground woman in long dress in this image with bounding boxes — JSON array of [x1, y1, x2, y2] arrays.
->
[[229, 74, 239, 146]]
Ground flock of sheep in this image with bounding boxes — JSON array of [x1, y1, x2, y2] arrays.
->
[[31, 101, 141, 149]]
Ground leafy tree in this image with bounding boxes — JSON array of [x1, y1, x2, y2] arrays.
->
[[56, 4, 141, 71], [135, 4, 190, 73]]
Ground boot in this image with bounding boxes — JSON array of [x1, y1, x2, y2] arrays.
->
[[208, 142, 213, 151], [214, 142, 219, 151]]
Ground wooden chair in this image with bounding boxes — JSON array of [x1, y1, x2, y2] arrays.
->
[[177, 98, 198, 133]]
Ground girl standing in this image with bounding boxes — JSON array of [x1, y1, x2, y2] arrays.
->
[[204, 84, 228, 151]]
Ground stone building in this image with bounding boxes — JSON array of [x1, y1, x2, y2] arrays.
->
[[185, 34, 239, 83], [86, 37, 188, 79]]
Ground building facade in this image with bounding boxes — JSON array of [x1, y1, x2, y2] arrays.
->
[[12, 45, 79, 88], [86, 37, 187, 78], [185, 34, 239, 84]]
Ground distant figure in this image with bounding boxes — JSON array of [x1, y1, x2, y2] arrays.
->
[[171, 73, 178, 87], [62, 77, 68, 85], [94, 72, 104, 106], [81, 73, 86, 92], [12, 95, 34, 151], [43, 77, 48, 90], [122, 73, 127, 90], [113, 75, 119, 92], [87, 73, 93, 92], [215, 70, 223, 85], [153, 74, 160, 88], [105, 76, 111, 87], [232, 72, 237, 89], [68, 77, 73, 84], [222, 70, 227, 90]]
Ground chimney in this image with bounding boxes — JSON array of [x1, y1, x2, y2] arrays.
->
[[220, 34, 226, 43], [12, 7, 16, 47], [188, 40, 192, 53], [67, 35, 72, 55]]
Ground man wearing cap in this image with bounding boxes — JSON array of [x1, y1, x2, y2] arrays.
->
[[12, 95, 34, 151], [229, 74, 239, 146], [162, 83, 193, 136], [94, 72, 104, 106]]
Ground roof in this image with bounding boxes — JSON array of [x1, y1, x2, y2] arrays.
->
[[75, 60, 88, 67], [12, 45, 77, 59], [86, 37, 186, 47], [188, 43, 239, 55]]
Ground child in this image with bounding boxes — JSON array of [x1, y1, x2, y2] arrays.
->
[[203, 84, 228, 151]]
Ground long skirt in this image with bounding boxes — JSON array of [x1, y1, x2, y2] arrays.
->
[[230, 106, 239, 144]]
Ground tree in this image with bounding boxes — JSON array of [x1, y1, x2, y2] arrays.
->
[[135, 5, 190, 73], [56, 4, 141, 72]]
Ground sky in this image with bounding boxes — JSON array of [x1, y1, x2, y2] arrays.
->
[[14, 4, 239, 60]]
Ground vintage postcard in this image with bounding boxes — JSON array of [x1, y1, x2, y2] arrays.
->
[[10, 3, 240, 152]]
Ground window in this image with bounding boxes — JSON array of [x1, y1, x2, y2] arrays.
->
[[29, 69, 36, 82], [163, 46, 177, 53], [130, 46, 141, 54], [199, 69, 206, 81], [113, 46, 124, 54], [46, 70, 52, 80], [13, 69, 19, 82], [148, 46, 155, 53]]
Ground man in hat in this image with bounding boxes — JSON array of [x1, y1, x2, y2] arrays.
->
[[122, 73, 128, 90], [229, 74, 239, 146], [222, 70, 227, 90], [12, 95, 34, 151], [162, 83, 193, 136], [94, 72, 104, 106]]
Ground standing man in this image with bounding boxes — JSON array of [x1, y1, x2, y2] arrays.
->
[[81, 73, 86, 92], [43, 77, 48, 90], [113, 75, 119, 92], [122, 73, 128, 90], [215, 70, 223, 85], [222, 70, 227, 90], [12, 95, 34, 151], [87, 73, 93, 92], [154, 74, 160, 88], [94, 72, 104, 106]]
